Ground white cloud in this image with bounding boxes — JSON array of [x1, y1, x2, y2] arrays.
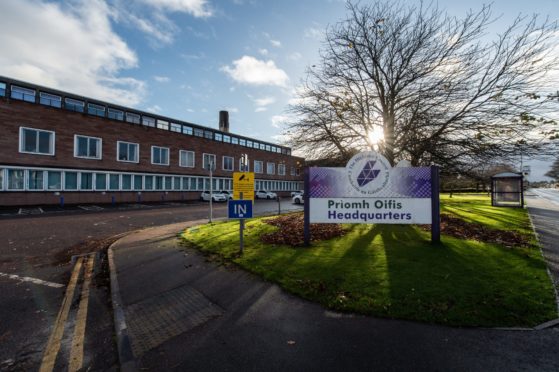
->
[[0, 0, 145, 106], [221, 56, 289, 87], [146, 104, 162, 113], [223, 107, 239, 113], [270, 39, 281, 48], [258, 48, 269, 56], [271, 114, 290, 128], [287, 52, 302, 61], [253, 96, 276, 107], [304, 27, 322, 39], [139, 0, 212, 17], [255, 107, 267, 112], [154, 75, 170, 82], [125, 12, 176, 45]]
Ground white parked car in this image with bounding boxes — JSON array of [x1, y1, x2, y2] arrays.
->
[[200, 191, 227, 202], [290, 190, 304, 197], [255, 190, 277, 199], [292, 194, 304, 204], [220, 190, 233, 200]]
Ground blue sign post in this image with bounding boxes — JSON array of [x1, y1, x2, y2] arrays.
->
[[228, 199, 253, 255]]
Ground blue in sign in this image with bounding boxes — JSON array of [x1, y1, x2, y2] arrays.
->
[[228, 200, 253, 219]]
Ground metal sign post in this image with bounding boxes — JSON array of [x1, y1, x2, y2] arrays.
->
[[303, 168, 310, 246], [240, 192, 244, 254], [208, 159, 215, 223], [430, 166, 440, 244]]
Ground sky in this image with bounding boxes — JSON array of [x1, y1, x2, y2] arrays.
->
[[0, 0, 557, 181]]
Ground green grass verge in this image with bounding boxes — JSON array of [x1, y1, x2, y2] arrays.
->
[[182, 194, 557, 327]]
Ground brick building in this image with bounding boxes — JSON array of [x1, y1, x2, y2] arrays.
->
[[0, 76, 304, 207]]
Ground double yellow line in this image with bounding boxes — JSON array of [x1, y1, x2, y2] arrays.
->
[[39, 254, 95, 372]]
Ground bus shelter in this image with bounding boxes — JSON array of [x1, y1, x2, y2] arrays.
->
[[491, 172, 524, 207]]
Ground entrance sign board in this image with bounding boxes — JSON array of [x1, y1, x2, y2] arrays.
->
[[308, 151, 433, 224], [228, 200, 253, 219], [233, 172, 255, 200]]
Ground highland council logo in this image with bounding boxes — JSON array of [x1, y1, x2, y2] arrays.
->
[[347, 151, 390, 195]]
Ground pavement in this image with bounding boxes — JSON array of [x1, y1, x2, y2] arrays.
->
[[108, 194, 559, 371]]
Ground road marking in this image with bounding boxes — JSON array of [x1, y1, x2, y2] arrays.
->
[[0, 272, 65, 289], [39, 257, 84, 372], [69, 255, 94, 372]]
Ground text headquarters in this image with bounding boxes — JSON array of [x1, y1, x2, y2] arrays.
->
[[325, 199, 413, 222]]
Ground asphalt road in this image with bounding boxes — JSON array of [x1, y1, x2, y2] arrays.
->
[[0, 199, 301, 371]]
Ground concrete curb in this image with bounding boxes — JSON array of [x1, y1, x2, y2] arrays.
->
[[526, 204, 559, 315], [108, 242, 138, 372]]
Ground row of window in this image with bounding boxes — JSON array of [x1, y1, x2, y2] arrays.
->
[[19, 127, 298, 175], [1, 82, 291, 155], [0, 167, 303, 193]]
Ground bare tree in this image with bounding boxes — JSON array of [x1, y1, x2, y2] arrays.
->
[[286, 1, 559, 169], [545, 158, 559, 180]]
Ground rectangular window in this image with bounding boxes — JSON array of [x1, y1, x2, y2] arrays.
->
[[121, 174, 132, 190], [260, 143, 266, 150], [239, 139, 246, 146], [246, 140, 252, 148], [133, 175, 142, 190], [80, 173, 93, 190], [65, 98, 84, 113], [164, 177, 172, 190], [266, 145, 271, 152], [215, 133, 223, 142], [20, 127, 55, 155], [267, 162, 275, 175], [194, 128, 203, 137], [253, 142, 259, 149], [203, 153, 216, 171], [0, 82, 5, 97], [155, 176, 163, 190], [39, 92, 62, 108], [87, 103, 105, 117], [144, 176, 153, 190], [157, 120, 169, 130], [190, 177, 197, 190], [95, 173, 107, 190], [8, 169, 24, 190], [179, 150, 195, 168], [223, 135, 231, 143], [232, 137, 239, 145], [239, 158, 250, 171], [74, 135, 101, 159], [142, 116, 156, 127], [109, 174, 119, 190], [28, 170, 44, 190], [222, 156, 234, 171], [197, 178, 204, 190], [11, 86, 35, 102], [48, 171, 62, 190], [65, 172, 78, 190], [171, 123, 182, 133], [296, 168, 300, 176], [173, 177, 181, 190], [291, 167, 296, 176], [151, 146, 169, 165], [204, 131, 213, 140], [108, 108, 124, 121], [183, 126, 193, 135], [117, 141, 139, 163], [278, 163, 286, 176], [254, 161, 263, 174], [126, 112, 140, 124]]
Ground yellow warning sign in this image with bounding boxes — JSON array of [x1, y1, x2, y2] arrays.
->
[[233, 172, 255, 200]]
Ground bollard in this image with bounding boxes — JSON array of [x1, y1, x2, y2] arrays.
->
[[60, 196, 64, 208], [111, 195, 115, 206]]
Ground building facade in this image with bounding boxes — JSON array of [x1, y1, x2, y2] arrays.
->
[[0, 76, 304, 207]]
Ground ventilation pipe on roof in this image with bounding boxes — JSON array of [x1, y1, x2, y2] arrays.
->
[[219, 110, 229, 133]]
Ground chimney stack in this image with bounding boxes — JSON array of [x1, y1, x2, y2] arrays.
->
[[219, 110, 229, 133]]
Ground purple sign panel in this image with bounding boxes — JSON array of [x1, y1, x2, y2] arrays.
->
[[308, 151, 432, 224]]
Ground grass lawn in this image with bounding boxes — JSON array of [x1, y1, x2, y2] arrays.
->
[[181, 194, 557, 327]]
